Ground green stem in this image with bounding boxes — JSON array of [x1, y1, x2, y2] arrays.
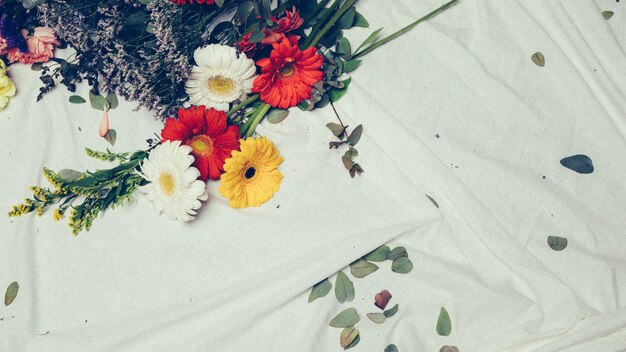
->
[[227, 94, 260, 117], [243, 103, 271, 138], [305, 0, 358, 49], [353, 0, 459, 59]]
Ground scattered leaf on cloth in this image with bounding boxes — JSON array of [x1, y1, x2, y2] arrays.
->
[[329, 307, 360, 328], [69, 95, 86, 104], [374, 289, 392, 310], [602, 11, 614, 20], [560, 154, 594, 174], [363, 245, 390, 262], [392, 257, 413, 274], [547, 236, 568, 251], [335, 271, 355, 303], [436, 307, 452, 336], [350, 259, 379, 278], [426, 194, 440, 208], [531, 51, 545, 67], [367, 312, 387, 324], [386, 246, 408, 261], [385, 345, 399, 352], [440, 346, 460, 352], [5, 281, 19, 306], [384, 303, 399, 318], [309, 278, 332, 302], [104, 129, 117, 146], [340, 326, 360, 349]]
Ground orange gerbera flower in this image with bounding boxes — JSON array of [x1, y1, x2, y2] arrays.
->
[[161, 106, 240, 181], [252, 40, 324, 109]]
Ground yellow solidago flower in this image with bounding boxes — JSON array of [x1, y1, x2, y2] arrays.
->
[[53, 209, 63, 221], [218, 136, 283, 208], [0, 62, 16, 110]]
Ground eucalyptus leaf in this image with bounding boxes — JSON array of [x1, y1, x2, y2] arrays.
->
[[31, 62, 44, 71], [104, 129, 117, 146], [328, 77, 352, 102], [349, 259, 379, 278], [353, 12, 369, 28], [106, 92, 119, 110], [347, 125, 363, 146], [326, 122, 346, 137], [266, 109, 289, 124], [384, 303, 399, 318], [343, 59, 362, 73], [440, 346, 460, 352], [391, 257, 413, 274], [308, 278, 332, 302], [363, 245, 390, 262], [69, 95, 86, 104], [340, 326, 360, 348], [342, 155, 354, 170], [366, 312, 386, 324], [4, 281, 18, 306], [338, 7, 357, 29], [89, 92, 110, 111], [426, 194, 440, 208], [602, 11, 614, 20], [385, 345, 399, 352], [531, 52, 545, 67], [336, 37, 352, 59], [547, 236, 568, 251], [436, 307, 452, 336], [215, 0, 225, 7], [335, 271, 355, 303], [386, 246, 408, 261], [329, 307, 360, 328], [345, 334, 360, 350]]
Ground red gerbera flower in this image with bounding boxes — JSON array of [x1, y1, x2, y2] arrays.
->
[[170, 0, 215, 4], [252, 40, 324, 109], [236, 7, 303, 58], [161, 106, 240, 181]]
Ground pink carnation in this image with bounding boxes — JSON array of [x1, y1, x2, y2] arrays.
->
[[0, 36, 7, 56], [7, 27, 60, 64]]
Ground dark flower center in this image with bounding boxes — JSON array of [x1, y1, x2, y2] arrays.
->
[[279, 62, 295, 77], [244, 167, 256, 179]]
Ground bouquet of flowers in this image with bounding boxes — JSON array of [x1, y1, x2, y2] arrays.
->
[[6, 0, 458, 235]]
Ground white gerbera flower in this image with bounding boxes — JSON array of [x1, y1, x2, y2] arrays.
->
[[185, 44, 257, 111], [139, 141, 208, 222]]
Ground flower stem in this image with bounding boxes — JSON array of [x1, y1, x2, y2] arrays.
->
[[305, 0, 359, 49], [242, 103, 271, 138], [352, 0, 459, 59], [227, 94, 260, 117]]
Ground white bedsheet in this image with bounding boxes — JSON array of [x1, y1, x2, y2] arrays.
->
[[1, 0, 625, 351]]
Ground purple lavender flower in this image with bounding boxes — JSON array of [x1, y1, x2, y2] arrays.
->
[[0, 1, 27, 52]]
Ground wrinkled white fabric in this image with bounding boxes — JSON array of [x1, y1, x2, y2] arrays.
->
[[0, 0, 624, 351]]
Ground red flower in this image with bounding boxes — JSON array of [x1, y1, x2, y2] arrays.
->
[[161, 106, 240, 181], [170, 0, 215, 4], [252, 40, 324, 109], [236, 7, 303, 58]]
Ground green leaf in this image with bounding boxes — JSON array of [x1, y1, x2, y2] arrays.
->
[[436, 307, 452, 336], [602, 11, 614, 20], [266, 109, 290, 124], [349, 259, 379, 278], [89, 92, 110, 111], [342, 155, 354, 170], [383, 303, 399, 318], [340, 326, 360, 349], [215, 0, 225, 7], [329, 307, 360, 328], [69, 95, 86, 104], [385, 345, 399, 352], [547, 236, 568, 251], [426, 194, 440, 208], [366, 312, 386, 324], [336, 37, 352, 59], [335, 271, 355, 303], [391, 257, 413, 274], [355, 28, 383, 54], [31, 62, 44, 71], [235, 1, 255, 21], [342, 59, 362, 73], [104, 129, 117, 146], [386, 246, 408, 261], [328, 77, 352, 103], [4, 281, 18, 306], [326, 122, 346, 137], [338, 7, 356, 29], [363, 245, 390, 262], [248, 31, 265, 43], [106, 92, 119, 110], [345, 333, 360, 350], [353, 12, 369, 28], [58, 169, 84, 183], [308, 278, 332, 303], [347, 124, 363, 146], [531, 51, 545, 67]]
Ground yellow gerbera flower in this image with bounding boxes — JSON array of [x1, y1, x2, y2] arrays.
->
[[219, 136, 283, 208]]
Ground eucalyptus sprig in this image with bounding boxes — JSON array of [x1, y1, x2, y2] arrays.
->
[[9, 149, 149, 235]]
